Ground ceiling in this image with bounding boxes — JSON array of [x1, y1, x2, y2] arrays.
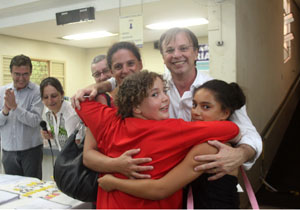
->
[[0, 0, 210, 49]]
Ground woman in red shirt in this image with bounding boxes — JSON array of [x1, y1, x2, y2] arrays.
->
[[98, 79, 246, 208], [76, 71, 240, 209]]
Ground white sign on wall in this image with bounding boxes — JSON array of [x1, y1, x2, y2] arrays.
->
[[119, 14, 143, 47]]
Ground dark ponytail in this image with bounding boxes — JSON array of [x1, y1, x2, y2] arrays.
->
[[193, 79, 246, 116], [229, 82, 246, 111]]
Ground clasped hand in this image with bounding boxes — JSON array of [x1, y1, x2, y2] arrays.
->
[[4, 89, 17, 112], [115, 148, 154, 179]]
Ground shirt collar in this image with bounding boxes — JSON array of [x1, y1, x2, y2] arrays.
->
[[26, 81, 35, 90], [166, 68, 198, 92], [12, 81, 35, 91], [190, 69, 201, 90]]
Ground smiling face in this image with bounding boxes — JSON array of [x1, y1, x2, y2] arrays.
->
[[111, 49, 143, 85], [161, 31, 198, 77], [191, 88, 230, 122], [42, 85, 64, 114], [134, 77, 170, 121], [11, 65, 31, 90]]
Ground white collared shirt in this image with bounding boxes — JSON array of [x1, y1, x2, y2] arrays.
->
[[165, 70, 262, 170], [44, 101, 84, 151], [166, 70, 213, 121], [109, 71, 262, 169]]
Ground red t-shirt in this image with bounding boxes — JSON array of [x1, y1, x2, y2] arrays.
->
[[77, 100, 239, 209]]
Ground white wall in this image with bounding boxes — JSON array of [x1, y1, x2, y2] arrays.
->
[[236, 0, 300, 132], [0, 35, 89, 97], [208, 0, 237, 82]]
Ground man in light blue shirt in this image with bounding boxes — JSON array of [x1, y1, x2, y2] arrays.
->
[[0, 54, 44, 179]]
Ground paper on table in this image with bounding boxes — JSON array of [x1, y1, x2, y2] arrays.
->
[[0, 190, 19, 205], [0, 197, 71, 209], [0, 174, 29, 186], [0, 175, 84, 209]]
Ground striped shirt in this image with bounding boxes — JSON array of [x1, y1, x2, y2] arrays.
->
[[0, 82, 43, 151]]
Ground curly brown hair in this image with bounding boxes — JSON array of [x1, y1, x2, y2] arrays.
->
[[115, 70, 164, 119]]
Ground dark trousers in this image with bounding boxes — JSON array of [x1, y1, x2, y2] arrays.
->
[[2, 144, 43, 179]]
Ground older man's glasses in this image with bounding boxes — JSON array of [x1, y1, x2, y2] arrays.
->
[[13, 72, 30, 77], [164, 45, 194, 55], [92, 69, 110, 78]]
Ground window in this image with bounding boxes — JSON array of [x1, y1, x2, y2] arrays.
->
[[283, 0, 294, 63], [31, 60, 49, 85], [2, 56, 65, 88]]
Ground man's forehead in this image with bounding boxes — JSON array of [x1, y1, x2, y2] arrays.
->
[[12, 65, 31, 71], [93, 61, 107, 68], [163, 33, 191, 47]]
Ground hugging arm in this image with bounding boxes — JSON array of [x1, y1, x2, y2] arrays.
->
[[98, 142, 217, 200], [83, 128, 153, 179], [71, 81, 112, 110], [194, 106, 261, 180]]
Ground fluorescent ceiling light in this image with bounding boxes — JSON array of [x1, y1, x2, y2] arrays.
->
[[62, 31, 117, 40], [146, 18, 208, 30]]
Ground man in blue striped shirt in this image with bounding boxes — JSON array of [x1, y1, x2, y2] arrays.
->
[[0, 54, 44, 179]]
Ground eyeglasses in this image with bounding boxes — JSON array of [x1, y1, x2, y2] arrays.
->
[[164, 45, 194, 55], [92, 69, 111, 78], [13, 72, 30, 77]]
